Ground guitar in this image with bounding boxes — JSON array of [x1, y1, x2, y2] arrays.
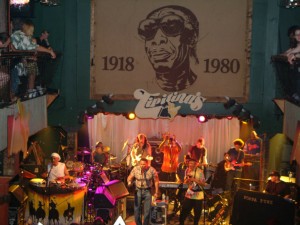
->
[[224, 160, 253, 172], [131, 154, 153, 167]]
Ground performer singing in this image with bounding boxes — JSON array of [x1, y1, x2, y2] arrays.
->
[[179, 158, 206, 225], [159, 133, 182, 181], [188, 137, 208, 167], [224, 139, 245, 191], [130, 133, 152, 167], [127, 158, 159, 225], [47, 152, 71, 183], [176, 154, 191, 183]]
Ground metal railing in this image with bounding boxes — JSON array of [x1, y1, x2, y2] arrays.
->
[[0, 51, 61, 107]]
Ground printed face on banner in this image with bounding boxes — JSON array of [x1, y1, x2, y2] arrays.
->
[[91, 0, 251, 101], [138, 6, 199, 92]]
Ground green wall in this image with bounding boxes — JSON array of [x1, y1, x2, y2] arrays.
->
[[31, 0, 300, 135]]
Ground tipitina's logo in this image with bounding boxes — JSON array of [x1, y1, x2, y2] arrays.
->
[[134, 89, 206, 119]]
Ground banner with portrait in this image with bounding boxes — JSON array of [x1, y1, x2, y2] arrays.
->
[[91, 0, 252, 101]]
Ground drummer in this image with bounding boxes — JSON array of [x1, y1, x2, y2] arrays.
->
[[91, 141, 109, 166], [46, 152, 72, 183]]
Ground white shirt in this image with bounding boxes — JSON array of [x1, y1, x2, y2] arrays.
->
[[48, 162, 66, 182]]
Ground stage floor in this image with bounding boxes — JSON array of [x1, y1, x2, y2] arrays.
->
[[124, 196, 231, 225]]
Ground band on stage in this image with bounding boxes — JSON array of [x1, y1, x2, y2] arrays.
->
[[19, 131, 297, 225]]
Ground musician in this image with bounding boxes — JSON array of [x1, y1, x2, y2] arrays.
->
[[130, 133, 152, 167], [91, 141, 108, 166], [47, 152, 71, 183], [224, 139, 245, 191], [264, 171, 291, 199], [188, 137, 208, 167], [243, 130, 262, 155], [127, 158, 159, 225], [179, 158, 206, 225], [158, 133, 182, 181], [176, 154, 191, 183]]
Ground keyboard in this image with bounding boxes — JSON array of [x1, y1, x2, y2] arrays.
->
[[159, 181, 188, 189]]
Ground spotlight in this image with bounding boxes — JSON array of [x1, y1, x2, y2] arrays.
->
[[250, 115, 261, 129], [223, 97, 236, 109], [238, 109, 251, 122], [197, 115, 208, 123], [77, 111, 86, 124], [102, 94, 114, 105], [226, 116, 233, 120], [232, 104, 243, 117], [125, 112, 136, 120]]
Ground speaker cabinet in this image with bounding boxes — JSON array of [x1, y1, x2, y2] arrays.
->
[[94, 186, 116, 208], [105, 180, 129, 200]]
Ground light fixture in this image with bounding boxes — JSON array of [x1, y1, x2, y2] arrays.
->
[[250, 115, 261, 129], [125, 112, 136, 120], [102, 94, 114, 105], [238, 108, 251, 122], [40, 0, 60, 6], [223, 97, 236, 109], [77, 111, 86, 124], [279, 0, 300, 8], [226, 116, 233, 120], [10, 0, 29, 5], [232, 104, 243, 117], [197, 115, 208, 123]]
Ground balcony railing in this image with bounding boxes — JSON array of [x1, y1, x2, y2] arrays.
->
[[0, 51, 61, 108]]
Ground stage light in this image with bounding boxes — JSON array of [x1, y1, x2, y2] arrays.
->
[[102, 94, 114, 105], [126, 112, 136, 120], [226, 116, 233, 120], [77, 111, 86, 124], [223, 97, 236, 109], [279, 0, 300, 8], [250, 115, 261, 129], [197, 115, 208, 123], [238, 108, 251, 122], [232, 104, 243, 117]]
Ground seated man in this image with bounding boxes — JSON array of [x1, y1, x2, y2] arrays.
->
[[264, 171, 290, 199], [46, 152, 71, 184]]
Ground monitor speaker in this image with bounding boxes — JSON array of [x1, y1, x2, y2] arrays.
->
[[94, 186, 116, 208], [105, 180, 129, 199]]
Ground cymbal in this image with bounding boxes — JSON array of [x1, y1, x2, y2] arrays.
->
[[77, 150, 91, 155], [122, 139, 128, 151], [110, 156, 117, 160], [103, 146, 110, 152]]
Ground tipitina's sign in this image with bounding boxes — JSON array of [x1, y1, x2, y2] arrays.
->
[[134, 89, 206, 119]]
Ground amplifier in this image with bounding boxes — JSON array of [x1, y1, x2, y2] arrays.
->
[[150, 204, 167, 225]]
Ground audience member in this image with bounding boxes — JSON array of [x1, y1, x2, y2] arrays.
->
[[36, 30, 51, 49], [10, 19, 56, 99]]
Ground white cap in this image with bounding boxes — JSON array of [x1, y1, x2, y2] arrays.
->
[[51, 152, 61, 161]]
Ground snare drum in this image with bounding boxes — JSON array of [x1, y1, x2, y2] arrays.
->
[[30, 178, 46, 187]]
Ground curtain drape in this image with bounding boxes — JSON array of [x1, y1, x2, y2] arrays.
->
[[87, 114, 240, 165]]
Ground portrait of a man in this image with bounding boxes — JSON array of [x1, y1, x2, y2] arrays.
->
[[138, 5, 199, 92]]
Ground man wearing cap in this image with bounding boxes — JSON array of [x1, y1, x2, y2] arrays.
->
[[179, 158, 207, 225], [265, 171, 291, 198], [47, 152, 70, 183], [225, 138, 245, 191]]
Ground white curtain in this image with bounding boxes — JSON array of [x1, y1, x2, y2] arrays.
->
[[87, 114, 240, 165]]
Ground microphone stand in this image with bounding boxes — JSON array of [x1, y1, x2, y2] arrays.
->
[[46, 165, 53, 225]]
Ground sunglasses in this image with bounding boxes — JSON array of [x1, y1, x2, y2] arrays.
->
[[138, 14, 185, 40]]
